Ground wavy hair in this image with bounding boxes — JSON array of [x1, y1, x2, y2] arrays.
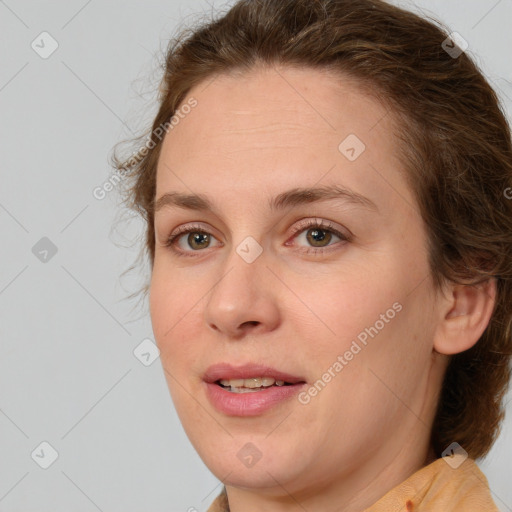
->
[[111, 0, 512, 459]]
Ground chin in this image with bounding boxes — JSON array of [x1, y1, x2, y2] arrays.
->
[[213, 458, 300, 490], [193, 435, 307, 490]]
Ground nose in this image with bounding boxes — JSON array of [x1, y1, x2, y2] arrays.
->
[[203, 244, 281, 339]]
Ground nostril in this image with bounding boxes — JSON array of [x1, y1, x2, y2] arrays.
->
[[242, 321, 259, 327]]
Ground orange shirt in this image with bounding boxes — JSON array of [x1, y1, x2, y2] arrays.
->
[[206, 457, 499, 511]]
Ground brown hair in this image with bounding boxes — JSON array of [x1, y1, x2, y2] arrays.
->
[[111, 0, 512, 460]]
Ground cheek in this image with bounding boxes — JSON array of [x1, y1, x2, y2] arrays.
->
[[315, 280, 436, 424], [149, 270, 200, 363], [298, 254, 435, 393], [302, 268, 403, 344], [149, 274, 171, 342]]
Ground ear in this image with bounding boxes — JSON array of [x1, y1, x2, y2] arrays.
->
[[433, 278, 497, 355]]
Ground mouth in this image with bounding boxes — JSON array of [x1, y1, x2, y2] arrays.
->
[[203, 362, 307, 416], [203, 362, 306, 387], [216, 376, 296, 393]]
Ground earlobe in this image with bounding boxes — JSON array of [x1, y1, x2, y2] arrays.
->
[[433, 278, 497, 356]]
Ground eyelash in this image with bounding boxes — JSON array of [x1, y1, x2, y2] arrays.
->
[[164, 219, 350, 258]]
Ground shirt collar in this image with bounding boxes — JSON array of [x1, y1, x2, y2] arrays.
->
[[206, 457, 499, 512]]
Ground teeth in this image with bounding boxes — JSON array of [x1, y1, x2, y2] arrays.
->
[[219, 377, 287, 390], [220, 378, 245, 387]]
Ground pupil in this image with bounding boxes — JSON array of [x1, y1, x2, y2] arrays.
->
[[189, 232, 209, 249], [307, 228, 331, 247]]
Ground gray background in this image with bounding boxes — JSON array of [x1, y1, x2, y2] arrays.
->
[[0, 0, 511, 511]]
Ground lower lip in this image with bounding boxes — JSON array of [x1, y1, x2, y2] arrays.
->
[[204, 382, 306, 416]]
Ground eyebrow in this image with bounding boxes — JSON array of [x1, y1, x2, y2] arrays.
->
[[153, 185, 378, 214]]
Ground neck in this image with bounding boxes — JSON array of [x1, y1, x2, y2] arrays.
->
[[225, 434, 435, 512]]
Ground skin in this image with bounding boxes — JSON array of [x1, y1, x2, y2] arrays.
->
[[149, 65, 496, 511]]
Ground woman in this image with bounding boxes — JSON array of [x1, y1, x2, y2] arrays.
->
[[112, 0, 512, 510]]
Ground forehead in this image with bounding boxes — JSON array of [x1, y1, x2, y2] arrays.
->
[[167, 65, 391, 145], [155, 65, 411, 215]]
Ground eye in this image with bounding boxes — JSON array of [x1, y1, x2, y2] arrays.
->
[[164, 223, 222, 256], [287, 218, 350, 254], [164, 219, 350, 257]]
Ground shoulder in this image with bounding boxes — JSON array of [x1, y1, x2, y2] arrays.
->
[[367, 457, 500, 512]]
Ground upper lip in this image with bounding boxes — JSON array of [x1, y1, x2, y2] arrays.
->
[[203, 363, 306, 384]]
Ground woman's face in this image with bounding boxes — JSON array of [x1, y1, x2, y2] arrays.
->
[[150, 66, 449, 498]]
